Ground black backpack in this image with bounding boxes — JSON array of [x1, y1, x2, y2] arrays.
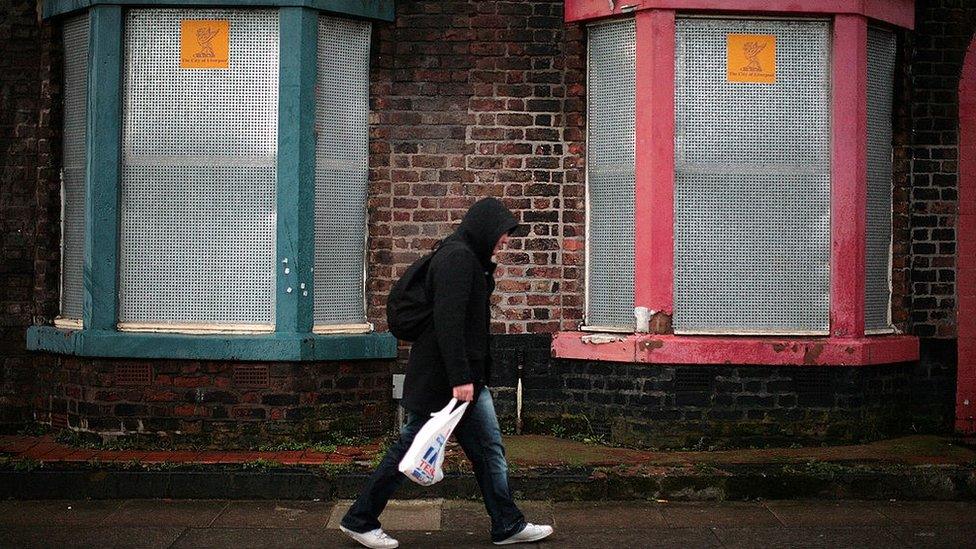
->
[[386, 245, 444, 341]]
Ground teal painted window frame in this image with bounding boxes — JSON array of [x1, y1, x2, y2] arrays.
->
[[43, 0, 394, 22], [28, 326, 397, 361], [28, 3, 397, 362]]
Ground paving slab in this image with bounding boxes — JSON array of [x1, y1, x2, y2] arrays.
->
[[62, 448, 103, 462], [0, 499, 122, 526], [0, 435, 40, 454], [553, 501, 668, 531], [327, 499, 443, 531], [763, 500, 893, 527], [36, 444, 74, 461], [268, 451, 306, 464], [382, 530, 498, 548], [171, 527, 345, 548], [140, 451, 203, 463], [194, 451, 269, 464], [211, 500, 335, 528], [887, 525, 976, 548], [533, 528, 722, 548], [660, 501, 782, 528], [710, 526, 904, 549], [0, 526, 185, 548], [441, 499, 553, 533], [877, 501, 976, 525], [1, 498, 973, 548], [102, 499, 229, 527]]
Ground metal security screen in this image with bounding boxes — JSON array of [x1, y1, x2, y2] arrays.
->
[[60, 13, 89, 321], [866, 26, 896, 332], [674, 18, 830, 335], [313, 16, 371, 327], [119, 9, 278, 330], [585, 20, 636, 330]]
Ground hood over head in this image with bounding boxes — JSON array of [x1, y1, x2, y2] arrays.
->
[[449, 197, 519, 267]]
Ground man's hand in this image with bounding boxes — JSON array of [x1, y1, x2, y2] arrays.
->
[[453, 383, 474, 402]]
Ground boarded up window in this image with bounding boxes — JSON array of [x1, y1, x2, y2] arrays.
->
[[313, 16, 371, 327], [118, 9, 278, 330], [60, 13, 89, 322], [866, 27, 897, 332], [673, 18, 831, 335], [585, 20, 636, 331]]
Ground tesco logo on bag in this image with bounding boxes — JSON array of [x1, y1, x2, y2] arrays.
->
[[399, 399, 469, 487], [411, 435, 446, 482]]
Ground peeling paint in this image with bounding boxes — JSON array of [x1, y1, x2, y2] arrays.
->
[[803, 344, 825, 365], [650, 311, 672, 334], [642, 339, 664, 350], [581, 333, 625, 345], [634, 307, 651, 333]]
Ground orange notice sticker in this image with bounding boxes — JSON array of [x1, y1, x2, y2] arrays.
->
[[180, 20, 229, 69], [727, 34, 775, 83]]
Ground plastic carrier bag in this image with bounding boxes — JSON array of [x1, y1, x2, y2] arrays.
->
[[398, 398, 469, 486]]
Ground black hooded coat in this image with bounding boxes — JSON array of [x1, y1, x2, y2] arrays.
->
[[401, 198, 519, 415]]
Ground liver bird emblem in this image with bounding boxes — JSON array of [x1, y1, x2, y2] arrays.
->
[[194, 26, 220, 58], [740, 41, 767, 72]]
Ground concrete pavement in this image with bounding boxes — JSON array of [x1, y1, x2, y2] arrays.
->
[[0, 499, 974, 548]]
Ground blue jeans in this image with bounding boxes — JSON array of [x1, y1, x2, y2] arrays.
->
[[341, 389, 526, 542]]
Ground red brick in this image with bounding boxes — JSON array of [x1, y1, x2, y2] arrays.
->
[[173, 376, 210, 388]]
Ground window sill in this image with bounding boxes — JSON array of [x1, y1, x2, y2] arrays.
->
[[551, 331, 919, 366], [26, 326, 398, 362]]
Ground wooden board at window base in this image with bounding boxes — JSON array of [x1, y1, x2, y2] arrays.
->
[[727, 34, 775, 83], [180, 20, 229, 69]]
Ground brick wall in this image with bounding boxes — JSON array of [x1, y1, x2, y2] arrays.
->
[[366, 0, 973, 341], [367, 0, 585, 335], [0, 0, 61, 431], [38, 356, 392, 445], [908, 2, 976, 338], [2, 0, 972, 442], [489, 336, 956, 448]]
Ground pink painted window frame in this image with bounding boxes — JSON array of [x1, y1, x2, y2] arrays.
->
[[559, 1, 919, 366], [957, 38, 976, 433]]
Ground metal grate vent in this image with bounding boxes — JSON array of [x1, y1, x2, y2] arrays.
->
[[115, 364, 153, 386], [866, 27, 896, 332], [674, 18, 830, 335], [313, 16, 371, 326], [233, 364, 270, 388], [118, 10, 278, 329], [60, 13, 89, 321], [585, 19, 636, 330]]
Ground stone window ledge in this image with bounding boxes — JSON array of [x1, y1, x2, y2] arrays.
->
[[551, 332, 919, 366], [26, 326, 398, 362]]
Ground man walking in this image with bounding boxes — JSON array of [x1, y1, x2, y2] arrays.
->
[[340, 198, 554, 548]]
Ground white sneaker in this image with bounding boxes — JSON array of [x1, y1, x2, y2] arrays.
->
[[339, 525, 399, 549], [493, 523, 554, 545]]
